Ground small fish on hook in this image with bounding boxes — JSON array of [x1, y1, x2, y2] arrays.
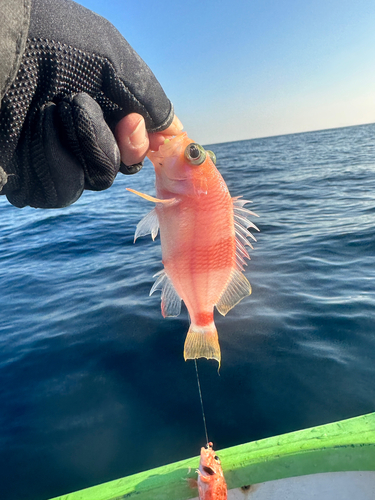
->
[[197, 442, 227, 500]]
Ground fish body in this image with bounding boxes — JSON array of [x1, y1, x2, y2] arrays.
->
[[128, 133, 258, 365], [197, 442, 227, 500]]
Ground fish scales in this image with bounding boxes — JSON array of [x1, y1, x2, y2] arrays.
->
[[157, 190, 235, 321]]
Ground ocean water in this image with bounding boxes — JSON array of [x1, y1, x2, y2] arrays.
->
[[1, 123, 375, 500]]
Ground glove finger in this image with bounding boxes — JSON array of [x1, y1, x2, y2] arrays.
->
[[5, 102, 85, 208], [41, 102, 86, 207], [57, 93, 121, 191]]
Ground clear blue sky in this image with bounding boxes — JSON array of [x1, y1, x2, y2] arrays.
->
[[79, 0, 375, 144]]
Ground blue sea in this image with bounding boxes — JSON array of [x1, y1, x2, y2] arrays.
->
[[1, 123, 375, 500]]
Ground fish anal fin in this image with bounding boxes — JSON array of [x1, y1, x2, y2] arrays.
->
[[184, 324, 221, 367], [134, 208, 159, 242], [126, 188, 176, 205], [150, 270, 182, 317], [216, 269, 251, 316]]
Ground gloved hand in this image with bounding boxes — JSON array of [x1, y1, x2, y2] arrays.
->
[[0, 0, 181, 209]]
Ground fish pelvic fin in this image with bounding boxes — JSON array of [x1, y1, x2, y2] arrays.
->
[[150, 270, 182, 317], [184, 323, 221, 367]]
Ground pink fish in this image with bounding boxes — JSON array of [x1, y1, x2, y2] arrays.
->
[[197, 442, 227, 500], [127, 133, 258, 365]]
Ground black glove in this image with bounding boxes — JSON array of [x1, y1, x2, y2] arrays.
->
[[0, 0, 174, 208]]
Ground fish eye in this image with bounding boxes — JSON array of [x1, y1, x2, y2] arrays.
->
[[214, 455, 220, 462], [184, 143, 206, 166], [206, 150, 216, 165]]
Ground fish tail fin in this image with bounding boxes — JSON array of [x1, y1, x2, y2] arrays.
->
[[184, 323, 221, 367]]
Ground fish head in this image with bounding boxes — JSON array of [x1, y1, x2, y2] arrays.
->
[[198, 442, 224, 479], [147, 133, 217, 197]]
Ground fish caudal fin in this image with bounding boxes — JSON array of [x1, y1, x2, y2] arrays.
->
[[184, 324, 221, 366]]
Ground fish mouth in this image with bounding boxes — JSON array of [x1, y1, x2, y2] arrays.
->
[[161, 132, 188, 150], [202, 466, 215, 476], [148, 132, 189, 162]]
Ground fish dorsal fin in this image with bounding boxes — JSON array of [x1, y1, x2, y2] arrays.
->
[[215, 269, 252, 316], [233, 197, 260, 270], [150, 270, 182, 318], [134, 208, 159, 242]]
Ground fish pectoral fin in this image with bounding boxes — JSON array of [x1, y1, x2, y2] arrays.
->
[[134, 208, 159, 242], [184, 324, 221, 367], [126, 188, 176, 205], [186, 477, 198, 490], [215, 269, 251, 316], [150, 270, 182, 317], [186, 477, 198, 489]]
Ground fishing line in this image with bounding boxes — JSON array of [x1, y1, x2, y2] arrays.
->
[[194, 359, 209, 445]]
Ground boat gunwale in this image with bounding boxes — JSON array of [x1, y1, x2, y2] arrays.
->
[[49, 411, 375, 500]]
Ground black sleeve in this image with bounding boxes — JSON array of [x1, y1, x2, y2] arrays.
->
[[0, 0, 174, 209]]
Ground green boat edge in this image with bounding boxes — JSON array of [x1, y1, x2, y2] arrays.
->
[[51, 411, 375, 500]]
